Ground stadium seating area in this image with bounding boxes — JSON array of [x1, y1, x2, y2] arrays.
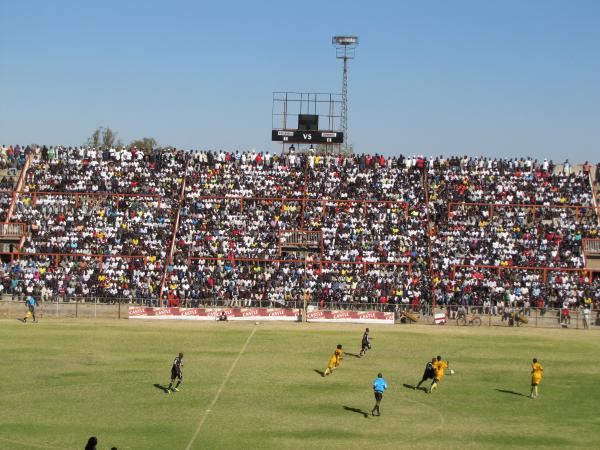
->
[[1, 146, 599, 311]]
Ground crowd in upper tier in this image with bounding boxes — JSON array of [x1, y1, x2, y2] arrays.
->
[[0, 145, 598, 312]]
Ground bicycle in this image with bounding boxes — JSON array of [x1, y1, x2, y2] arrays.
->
[[457, 314, 482, 326]]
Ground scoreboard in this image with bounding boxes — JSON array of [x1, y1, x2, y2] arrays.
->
[[271, 130, 344, 144]]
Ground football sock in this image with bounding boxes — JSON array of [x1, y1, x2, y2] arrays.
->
[[175, 381, 181, 388]]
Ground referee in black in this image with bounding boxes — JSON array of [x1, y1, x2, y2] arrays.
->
[[414, 357, 436, 390]]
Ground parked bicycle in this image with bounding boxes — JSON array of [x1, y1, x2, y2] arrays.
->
[[457, 314, 482, 326]]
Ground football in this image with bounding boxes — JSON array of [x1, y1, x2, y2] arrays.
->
[[449, 369, 455, 375]]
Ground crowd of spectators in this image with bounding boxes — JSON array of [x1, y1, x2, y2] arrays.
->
[[2, 145, 187, 301], [1, 144, 29, 171], [427, 156, 594, 205], [1, 256, 161, 301], [433, 267, 600, 317], [429, 156, 600, 312], [0, 147, 598, 313], [0, 192, 12, 222]]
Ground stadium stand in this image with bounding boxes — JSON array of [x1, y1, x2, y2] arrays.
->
[[0, 145, 598, 313]]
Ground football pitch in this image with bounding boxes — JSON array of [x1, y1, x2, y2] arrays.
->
[[1, 320, 598, 450]]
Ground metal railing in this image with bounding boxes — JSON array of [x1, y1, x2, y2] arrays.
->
[[430, 306, 599, 329], [448, 201, 599, 218], [1, 251, 149, 268], [583, 238, 600, 255], [0, 222, 26, 238], [450, 264, 589, 283], [2, 299, 597, 329]]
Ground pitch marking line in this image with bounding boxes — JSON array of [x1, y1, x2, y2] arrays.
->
[[184, 326, 257, 450]]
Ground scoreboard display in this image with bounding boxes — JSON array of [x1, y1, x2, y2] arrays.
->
[[272, 129, 344, 144]]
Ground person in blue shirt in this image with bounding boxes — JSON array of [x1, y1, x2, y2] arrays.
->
[[23, 295, 37, 323], [371, 372, 388, 416]]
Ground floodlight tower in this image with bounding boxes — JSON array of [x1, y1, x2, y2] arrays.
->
[[332, 36, 359, 151]]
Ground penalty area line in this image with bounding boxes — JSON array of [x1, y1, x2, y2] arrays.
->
[[184, 325, 257, 450]]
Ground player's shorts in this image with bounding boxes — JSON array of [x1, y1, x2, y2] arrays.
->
[[171, 368, 182, 380], [374, 391, 383, 401], [531, 379, 541, 386]]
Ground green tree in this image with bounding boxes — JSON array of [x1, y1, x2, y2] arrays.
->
[[88, 128, 102, 148], [128, 137, 157, 152], [86, 126, 122, 148]]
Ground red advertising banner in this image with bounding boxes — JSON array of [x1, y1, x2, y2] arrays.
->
[[128, 307, 300, 321], [307, 310, 394, 324]]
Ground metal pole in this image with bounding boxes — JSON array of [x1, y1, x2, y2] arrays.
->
[[341, 52, 348, 150], [303, 253, 308, 323]]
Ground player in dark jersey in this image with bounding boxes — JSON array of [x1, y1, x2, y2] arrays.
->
[[359, 328, 371, 357], [414, 357, 436, 390], [167, 352, 184, 393]]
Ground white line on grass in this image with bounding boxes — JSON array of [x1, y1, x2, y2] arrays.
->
[[184, 326, 257, 450]]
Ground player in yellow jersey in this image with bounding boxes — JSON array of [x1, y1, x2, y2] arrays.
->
[[429, 355, 449, 393], [530, 358, 543, 399], [323, 344, 343, 377]]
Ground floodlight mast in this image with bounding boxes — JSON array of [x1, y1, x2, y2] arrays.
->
[[332, 36, 359, 152]]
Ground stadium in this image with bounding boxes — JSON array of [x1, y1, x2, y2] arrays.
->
[[1, 2, 600, 450]]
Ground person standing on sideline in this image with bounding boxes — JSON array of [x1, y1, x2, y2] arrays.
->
[[167, 353, 184, 393], [530, 358, 543, 399], [582, 306, 590, 329], [359, 328, 371, 357], [371, 373, 388, 416], [23, 295, 37, 323]]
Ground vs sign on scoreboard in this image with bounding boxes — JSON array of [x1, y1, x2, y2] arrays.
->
[[271, 130, 344, 144]]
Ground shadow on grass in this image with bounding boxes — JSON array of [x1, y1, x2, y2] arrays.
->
[[313, 369, 325, 377], [495, 389, 528, 397], [154, 383, 170, 393], [343, 406, 369, 418], [403, 383, 428, 393], [344, 352, 362, 358]]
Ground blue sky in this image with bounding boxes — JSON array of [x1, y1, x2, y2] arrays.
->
[[1, 0, 598, 162]]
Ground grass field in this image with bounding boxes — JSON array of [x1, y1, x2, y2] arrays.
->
[[1, 320, 599, 450]]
